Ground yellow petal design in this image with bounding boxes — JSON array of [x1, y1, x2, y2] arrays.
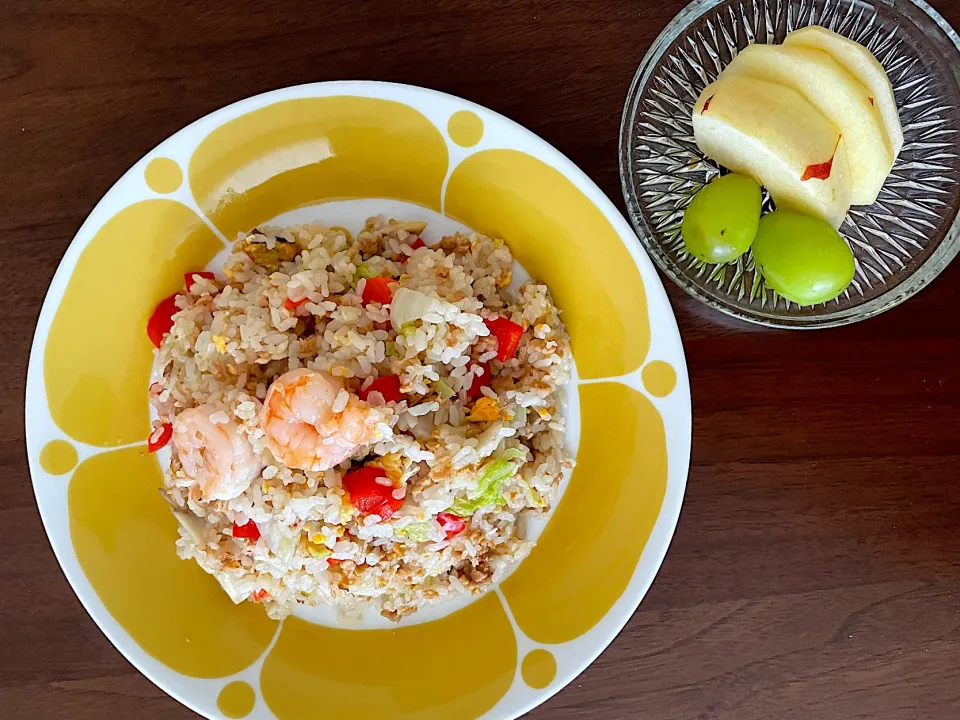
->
[[260, 593, 515, 720], [189, 97, 449, 239], [45, 200, 222, 447], [444, 149, 650, 379], [500, 381, 667, 643], [69, 446, 276, 677]]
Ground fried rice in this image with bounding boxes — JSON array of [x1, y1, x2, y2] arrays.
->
[[150, 215, 573, 622]]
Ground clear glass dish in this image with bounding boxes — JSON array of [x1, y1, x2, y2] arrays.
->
[[620, 0, 960, 328]]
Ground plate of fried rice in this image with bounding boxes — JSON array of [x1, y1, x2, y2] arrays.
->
[[27, 82, 690, 720]]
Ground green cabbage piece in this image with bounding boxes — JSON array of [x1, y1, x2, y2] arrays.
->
[[448, 448, 526, 517], [399, 321, 418, 340], [277, 534, 297, 564], [433, 379, 455, 399], [355, 262, 377, 281], [396, 521, 435, 542], [520, 479, 547, 509], [305, 543, 331, 560]]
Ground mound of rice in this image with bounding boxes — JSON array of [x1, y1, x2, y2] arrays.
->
[[151, 216, 573, 621]]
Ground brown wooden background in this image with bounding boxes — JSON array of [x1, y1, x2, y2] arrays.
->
[[2, 1, 959, 718]]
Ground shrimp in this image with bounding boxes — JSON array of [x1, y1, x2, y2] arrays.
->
[[172, 404, 263, 501], [259, 368, 390, 472]]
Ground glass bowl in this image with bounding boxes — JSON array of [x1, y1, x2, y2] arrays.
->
[[620, 0, 960, 328]]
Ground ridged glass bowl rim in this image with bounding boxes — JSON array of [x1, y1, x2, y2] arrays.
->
[[618, 0, 960, 329]]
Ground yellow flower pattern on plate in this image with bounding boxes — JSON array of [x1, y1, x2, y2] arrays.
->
[[39, 439, 78, 475], [448, 109, 485, 147], [642, 360, 678, 397], [445, 149, 650, 379], [521, 649, 557, 690], [44, 200, 222, 446], [500, 382, 668, 643], [189, 97, 449, 240], [144, 157, 184, 194], [260, 594, 515, 720], [218, 680, 257, 718], [69, 446, 276, 677]]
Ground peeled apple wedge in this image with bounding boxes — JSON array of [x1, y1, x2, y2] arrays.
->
[[785, 25, 903, 158], [723, 43, 893, 206], [693, 75, 852, 228]]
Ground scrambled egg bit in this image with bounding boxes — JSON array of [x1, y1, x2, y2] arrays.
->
[[368, 452, 408, 484], [468, 396, 502, 422]]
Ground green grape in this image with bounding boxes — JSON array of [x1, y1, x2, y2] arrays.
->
[[681, 173, 762, 263], [752, 210, 855, 305]]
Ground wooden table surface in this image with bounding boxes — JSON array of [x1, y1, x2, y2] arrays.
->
[[3, 1, 960, 718]]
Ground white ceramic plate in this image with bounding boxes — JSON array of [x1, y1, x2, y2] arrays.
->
[[26, 82, 691, 720]]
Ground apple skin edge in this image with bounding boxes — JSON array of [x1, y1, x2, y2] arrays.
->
[[801, 138, 841, 182], [802, 154, 835, 182]]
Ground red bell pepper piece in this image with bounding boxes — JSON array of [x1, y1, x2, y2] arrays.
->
[[342, 466, 403, 521], [184, 271, 215, 292], [467, 362, 491, 399], [484, 316, 524, 362], [283, 296, 309, 312], [146, 294, 179, 348], [400, 237, 426, 263], [437, 512, 466, 540], [359, 375, 403, 403], [361, 276, 394, 305], [147, 423, 172, 453], [232, 520, 261, 541]]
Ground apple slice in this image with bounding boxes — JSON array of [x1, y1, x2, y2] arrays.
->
[[723, 43, 893, 206], [785, 25, 903, 158], [693, 75, 852, 228]]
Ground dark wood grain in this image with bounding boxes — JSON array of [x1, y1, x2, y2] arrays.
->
[[2, 1, 959, 718]]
